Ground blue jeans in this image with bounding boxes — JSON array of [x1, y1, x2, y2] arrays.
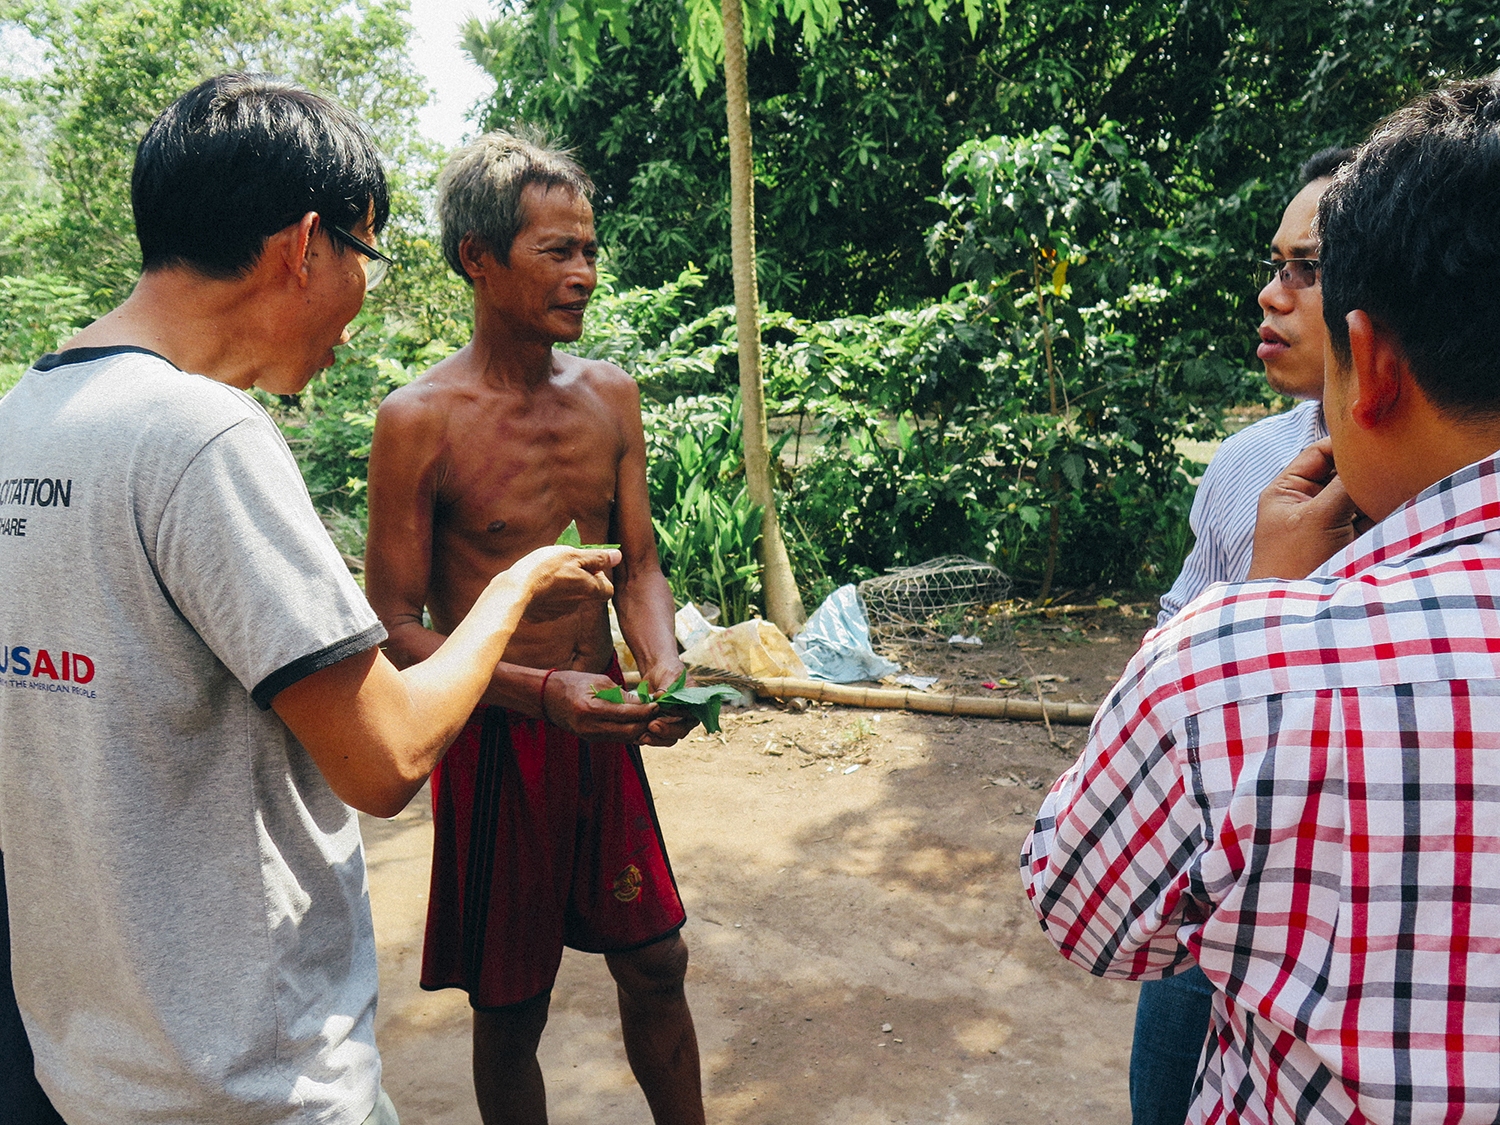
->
[[1129, 965, 1214, 1125], [2, 853, 66, 1125]]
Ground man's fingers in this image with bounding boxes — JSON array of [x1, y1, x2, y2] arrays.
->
[[1265, 438, 1339, 501], [1248, 441, 1367, 581], [1303, 471, 1360, 524], [580, 547, 622, 571]]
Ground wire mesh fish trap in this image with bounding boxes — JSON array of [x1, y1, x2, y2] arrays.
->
[[858, 556, 1012, 637]]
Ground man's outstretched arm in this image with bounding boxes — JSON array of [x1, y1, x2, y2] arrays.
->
[[602, 374, 695, 746], [274, 545, 618, 818]]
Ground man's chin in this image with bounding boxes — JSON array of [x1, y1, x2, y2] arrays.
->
[[1264, 364, 1324, 401]]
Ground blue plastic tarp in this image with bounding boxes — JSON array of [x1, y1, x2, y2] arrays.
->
[[793, 584, 901, 683]]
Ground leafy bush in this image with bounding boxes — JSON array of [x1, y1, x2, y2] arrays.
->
[[0, 274, 96, 365], [640, 394, 764, 623], [762, 293, 1199, 594], [577, 264, 736, 401]]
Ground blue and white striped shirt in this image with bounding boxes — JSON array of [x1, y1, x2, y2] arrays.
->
[[1157, 399, 1326, 625]]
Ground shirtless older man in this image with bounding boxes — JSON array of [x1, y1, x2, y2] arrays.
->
[[364, 132, 702, 1125]]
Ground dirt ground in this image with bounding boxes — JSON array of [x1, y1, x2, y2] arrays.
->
[[362, 603, 1160, 1124]]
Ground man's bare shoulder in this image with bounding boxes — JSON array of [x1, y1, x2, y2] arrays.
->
[[552, 350, 641, 410], [378, 347, 486, 417]]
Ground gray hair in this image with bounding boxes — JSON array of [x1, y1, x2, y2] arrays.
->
[[436, 128, 595, 283]]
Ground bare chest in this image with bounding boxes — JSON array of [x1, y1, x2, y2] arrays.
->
[[433, 400, 624, 556]]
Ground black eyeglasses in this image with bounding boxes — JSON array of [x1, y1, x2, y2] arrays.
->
[[1259, 257, 1319, 291], [327, 224, 395, 291]]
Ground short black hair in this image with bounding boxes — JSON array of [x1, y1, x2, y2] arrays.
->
[[1299, 146, 1356, 184], [1319, 76, 1500, 418], [437, 128, 594, 282], [132, 73, 389, 279]]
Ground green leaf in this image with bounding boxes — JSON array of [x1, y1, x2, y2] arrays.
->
[[657, 684, 742, 733], [554, 519, 620, 549], [592, 678, 741, 734]]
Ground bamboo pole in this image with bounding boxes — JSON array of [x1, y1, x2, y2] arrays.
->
[[750, 677, 1098, 725]]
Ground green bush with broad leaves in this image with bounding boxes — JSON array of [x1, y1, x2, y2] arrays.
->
[[639, 394, 765, 624]]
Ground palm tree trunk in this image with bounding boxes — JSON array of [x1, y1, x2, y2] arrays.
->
[[721, 0, 805, 632]]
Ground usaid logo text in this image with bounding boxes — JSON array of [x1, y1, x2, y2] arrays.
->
[[2, 642, 96, 696]]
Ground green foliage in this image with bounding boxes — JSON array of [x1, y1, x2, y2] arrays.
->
[[0, 274, 96, 364], [641, 394, 765, 623], [472, 0, 1499, 346], [1, 0, 433, 298], [594, 669, 741, 733], [763, 296, 1196, 593], [470, 0, 1016, 316], [575, 264, 736, 400]]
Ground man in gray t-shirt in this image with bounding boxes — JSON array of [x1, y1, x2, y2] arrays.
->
[[0, 74, 618, 1125]]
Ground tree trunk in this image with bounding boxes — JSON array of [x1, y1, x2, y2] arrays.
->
[[721, 0, 806, 633]]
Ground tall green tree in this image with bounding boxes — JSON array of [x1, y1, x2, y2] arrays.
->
[[0, 0, 432, 302]]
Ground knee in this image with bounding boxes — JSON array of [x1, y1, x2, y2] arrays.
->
[[608, 933, 689, 999], [474, 991, 551, 1059]]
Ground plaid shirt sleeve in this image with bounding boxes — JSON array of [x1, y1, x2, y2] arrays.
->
[[1020, 619, 1215, 980]]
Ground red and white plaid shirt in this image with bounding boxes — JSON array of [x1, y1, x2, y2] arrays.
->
[[1022, 452, 1500, 1125]]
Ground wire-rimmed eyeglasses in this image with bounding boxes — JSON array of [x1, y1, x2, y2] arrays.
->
[[328, 224, 395, 291], [1259, 257, 1319, 291]]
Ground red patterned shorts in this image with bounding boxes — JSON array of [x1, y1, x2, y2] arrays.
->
[[419, 696, 686, 1008]]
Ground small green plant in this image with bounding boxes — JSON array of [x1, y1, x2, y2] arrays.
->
[[642, 394, 764, 623]]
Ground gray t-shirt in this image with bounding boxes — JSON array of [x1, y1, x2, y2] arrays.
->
[[0, 348, 387, 1124]]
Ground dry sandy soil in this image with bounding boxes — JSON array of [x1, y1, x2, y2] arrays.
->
[[363, 605, 1160, 1124]]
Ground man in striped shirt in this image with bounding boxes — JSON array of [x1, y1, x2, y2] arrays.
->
[[1155, 147, 1353, 626], [1133, 147, 1351, 1125], [1024, 76, 1500, 1124]]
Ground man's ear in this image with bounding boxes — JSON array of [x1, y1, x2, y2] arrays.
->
[[261, 212, 319, 289], [458, 233, 498, 283], [1344, 309, 1409, 430]]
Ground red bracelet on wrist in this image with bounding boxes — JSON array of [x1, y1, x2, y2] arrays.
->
[[538, 667, 560, 725]]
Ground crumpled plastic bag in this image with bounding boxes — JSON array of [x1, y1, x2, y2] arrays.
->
[[680, 618, 808, 682], [793, 584, 901, 683]]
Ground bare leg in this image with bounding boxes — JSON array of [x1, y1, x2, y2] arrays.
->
[[606, 933, 704, 1125], [472, 990, 551, 1125]]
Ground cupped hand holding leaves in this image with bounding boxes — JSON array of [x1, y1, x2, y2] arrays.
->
[[593, 669, 742, 734]]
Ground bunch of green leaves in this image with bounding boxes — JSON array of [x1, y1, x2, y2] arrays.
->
[[593, 669, 742, 733]]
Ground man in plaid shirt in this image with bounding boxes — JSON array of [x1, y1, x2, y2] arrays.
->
[[1023, 76, 1500, 1124]]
